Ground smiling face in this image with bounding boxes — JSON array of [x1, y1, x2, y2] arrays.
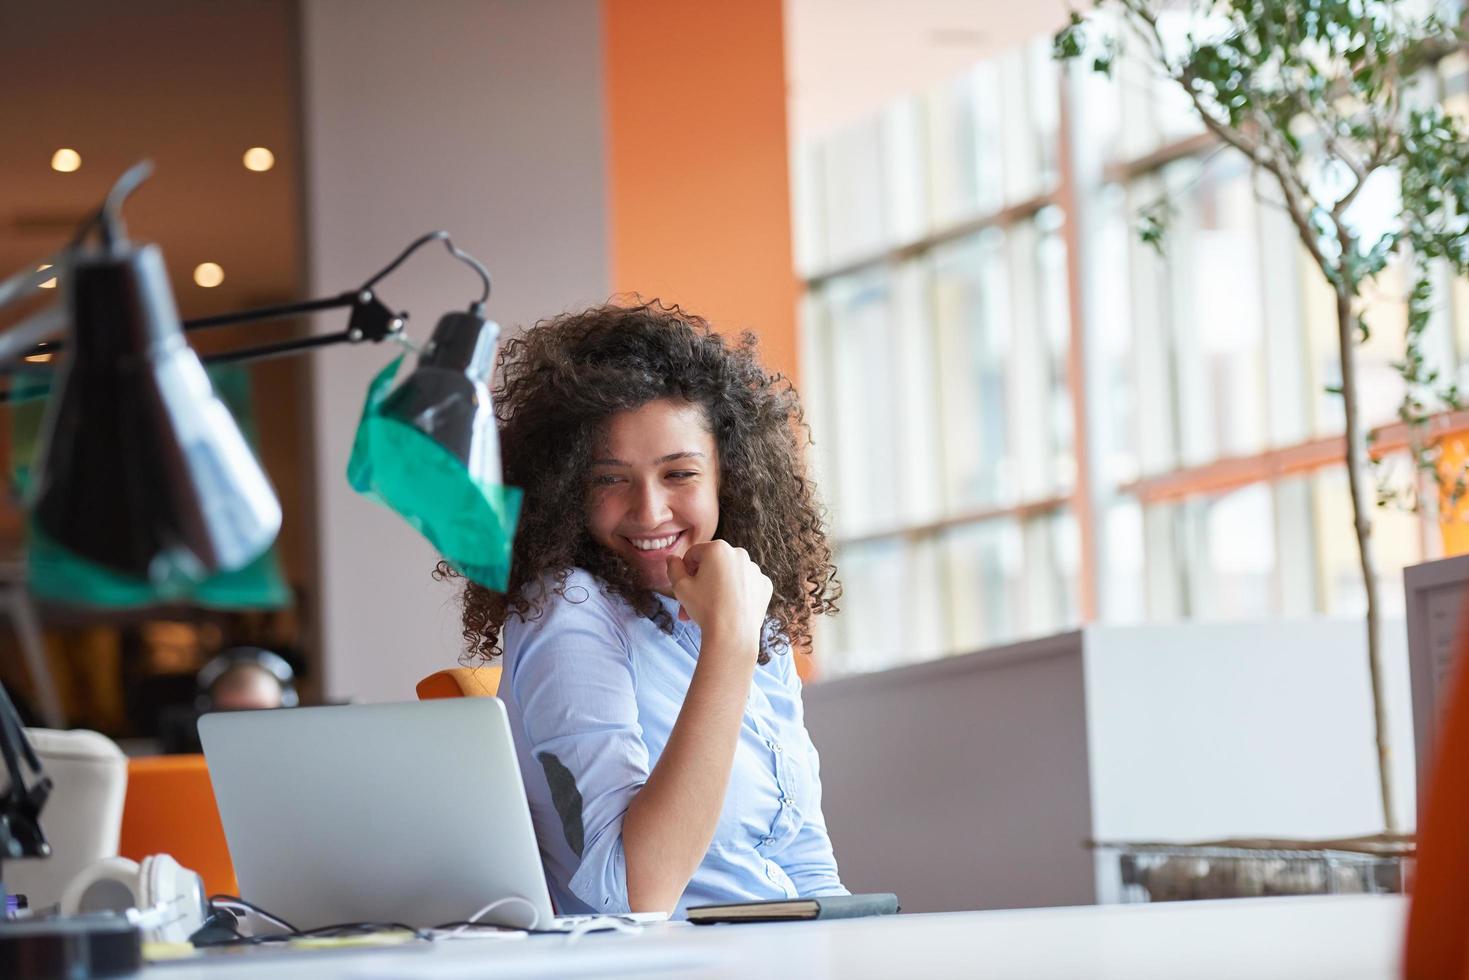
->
[[585, 398, 720, 596]]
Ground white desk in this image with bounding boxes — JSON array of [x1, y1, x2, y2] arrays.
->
[[143, 895, 1406, 979]]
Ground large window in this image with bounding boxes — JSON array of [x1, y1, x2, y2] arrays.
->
[[799, 33, 1469, 676]]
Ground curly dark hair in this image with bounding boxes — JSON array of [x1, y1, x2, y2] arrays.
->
[[434, 299, 841, 665]]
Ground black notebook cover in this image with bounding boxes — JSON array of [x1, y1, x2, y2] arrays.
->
[[686, 892, 900, 924]]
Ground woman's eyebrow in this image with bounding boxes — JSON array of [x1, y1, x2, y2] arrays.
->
[[590, 451, 706, 466]]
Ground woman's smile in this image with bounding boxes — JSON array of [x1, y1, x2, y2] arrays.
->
[[624, 529, 686, 556]]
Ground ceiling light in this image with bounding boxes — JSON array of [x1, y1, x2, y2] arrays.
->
[[51, 149, 81, 173], [193, 263, 225, 288], [242, 147, 275, 172]]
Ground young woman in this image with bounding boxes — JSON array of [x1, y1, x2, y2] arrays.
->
[[439, 301, 845, 917]]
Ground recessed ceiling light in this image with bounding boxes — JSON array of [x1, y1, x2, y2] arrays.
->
[[194, 262, 225, 288], [51, 149, 81, 173], [242, 147, 275, 172], [37, 264, 56, 289]]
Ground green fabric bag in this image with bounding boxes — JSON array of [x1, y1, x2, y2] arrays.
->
[[346, 356, 521, 592]]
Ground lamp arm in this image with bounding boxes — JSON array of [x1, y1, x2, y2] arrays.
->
[[0, 309, 66, 370], [202, 328, 373, 366], [0, 680, 52, 887], [179, 228, 490, 363], [182, 291, 363, 331], [0, 261, 64, 314], [18, 289, 405, 368], [11, 226, 490, 368]]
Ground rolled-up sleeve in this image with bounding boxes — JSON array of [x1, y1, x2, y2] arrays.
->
[[778, 656, 849, 898], [509, 591, 649, 912]]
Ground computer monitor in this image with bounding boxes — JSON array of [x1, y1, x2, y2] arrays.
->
[[1404, 553, 1469, 791]]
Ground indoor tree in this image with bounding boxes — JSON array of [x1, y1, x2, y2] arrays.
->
[[1055, 0, 1469, 833]]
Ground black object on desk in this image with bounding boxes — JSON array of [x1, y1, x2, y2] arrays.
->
[[686, 893, 900, 924]]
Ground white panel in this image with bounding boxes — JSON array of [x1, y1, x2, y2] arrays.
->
[[1084, 619, 1417, 846]]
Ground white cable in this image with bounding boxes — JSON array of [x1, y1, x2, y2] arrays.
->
[[447, 896, 541, 937], [390, 332, 424, 355], [562, 916, 645, 946]]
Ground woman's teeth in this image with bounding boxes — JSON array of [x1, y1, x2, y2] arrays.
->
[[630, 533, 679, 551]]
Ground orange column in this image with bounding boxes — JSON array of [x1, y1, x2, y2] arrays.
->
[[602, 2, 813, 677], [601, 0, 800, 386], [1436, 435, 1469, 556]]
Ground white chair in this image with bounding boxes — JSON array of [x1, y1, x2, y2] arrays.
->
[[5, 727, 127, 910]]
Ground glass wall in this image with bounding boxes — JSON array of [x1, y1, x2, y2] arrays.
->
[[799, 32, 1469, 676]]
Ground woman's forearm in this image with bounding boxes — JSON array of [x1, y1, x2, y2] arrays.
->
[[622, 627, 757, 913]]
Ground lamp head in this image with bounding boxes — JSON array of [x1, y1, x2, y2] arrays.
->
[[378, 309, 502, 485], [28, 231, 281, 584]]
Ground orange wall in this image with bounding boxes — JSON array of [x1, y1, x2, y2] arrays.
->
[[602, 0, 800, 385]]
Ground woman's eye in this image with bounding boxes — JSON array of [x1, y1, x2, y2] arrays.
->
[[667, 471, 698, 481], [592, 474, 624, 487]]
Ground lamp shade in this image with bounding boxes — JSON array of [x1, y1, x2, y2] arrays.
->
[[347, 310, 520, 590], [28, 243, 281, 584]]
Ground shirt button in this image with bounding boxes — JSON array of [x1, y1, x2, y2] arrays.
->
[[773, 743, 783, 754], [780, 797, 792, 807]]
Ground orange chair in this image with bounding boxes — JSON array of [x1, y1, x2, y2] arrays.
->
[[416, 665, 501, 700], [118, 755, 237, 896]]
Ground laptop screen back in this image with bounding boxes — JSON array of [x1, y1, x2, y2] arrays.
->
[[199, 698, 554, 929]]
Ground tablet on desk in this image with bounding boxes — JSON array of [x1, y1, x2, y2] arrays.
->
[[686, 893, 899, 924]]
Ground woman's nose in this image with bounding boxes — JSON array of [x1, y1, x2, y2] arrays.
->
[[631, 481, 672, 526]]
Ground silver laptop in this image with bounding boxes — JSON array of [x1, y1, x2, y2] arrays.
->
[[200, 698, 604, 931]]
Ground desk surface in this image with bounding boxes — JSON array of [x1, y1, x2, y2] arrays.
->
[[144, 894, 1406, 979]]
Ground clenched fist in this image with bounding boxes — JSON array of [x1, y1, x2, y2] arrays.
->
[[666, 540, 773, 656]]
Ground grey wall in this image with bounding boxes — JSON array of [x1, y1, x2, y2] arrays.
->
[[804, 632, 1096, 914], [299, 0, 610, 702]]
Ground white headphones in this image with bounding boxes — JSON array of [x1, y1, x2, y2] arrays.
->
[[60, 854, 209, 943]]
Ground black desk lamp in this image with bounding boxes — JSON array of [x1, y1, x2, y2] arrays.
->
[[6, 162, 517, 601], [0, 162, 520, 975], [29, 163, 281, 585]]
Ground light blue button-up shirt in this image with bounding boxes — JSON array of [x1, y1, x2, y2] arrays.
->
[[500, 568, 848, 917]]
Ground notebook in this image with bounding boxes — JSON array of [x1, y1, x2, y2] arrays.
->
[[686, 892, 900, 924]]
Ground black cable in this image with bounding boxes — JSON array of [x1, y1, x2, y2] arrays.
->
[[208, 894, 298, 934], [359, 230, 492, 312], [238, 922, 433, 947], [206, 895, 433, 946]]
